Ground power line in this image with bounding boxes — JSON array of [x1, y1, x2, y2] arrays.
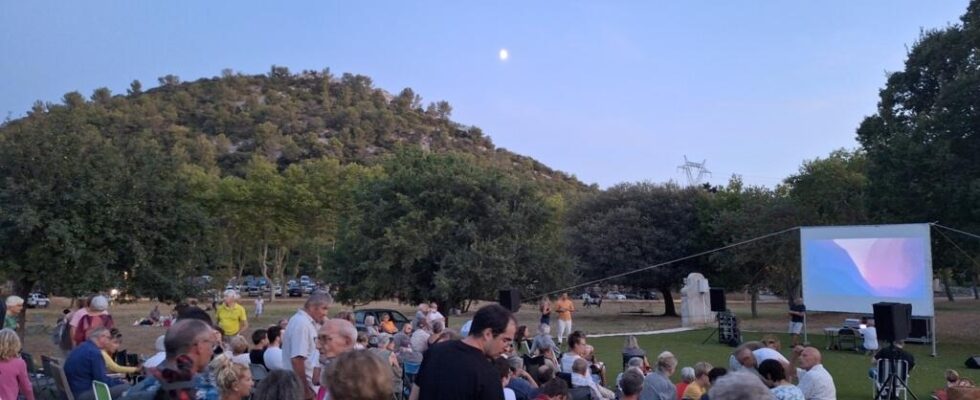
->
[[540, 226, 801, 297]]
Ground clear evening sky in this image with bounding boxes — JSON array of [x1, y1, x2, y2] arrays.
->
[[0, 1, 968, 188]]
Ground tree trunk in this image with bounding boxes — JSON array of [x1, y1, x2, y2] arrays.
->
[[750, 287, 759, 318], [660, 288, 678, 317], [972, 271, 979, 300], [270, 246, 289, 302], [942, 268, 955, 302], [14, 278, 33, 339]]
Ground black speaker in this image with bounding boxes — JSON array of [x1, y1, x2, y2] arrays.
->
[[498, 289, 521, 313], [966, 356, 980, 369], [709, 288, 726, 312], [873, 302, 912, 342]]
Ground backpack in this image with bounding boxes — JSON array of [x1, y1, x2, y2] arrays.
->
[[73, 313, 115, 345]]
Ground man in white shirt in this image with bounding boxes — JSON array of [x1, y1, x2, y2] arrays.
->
[[859, 317, 879, 354], [792, 346, 837, 400], [282, 292, 331, 400], [263, 325, 285, 370]]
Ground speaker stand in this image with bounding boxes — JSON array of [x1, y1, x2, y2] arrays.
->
[[874, 367, 918, 400]]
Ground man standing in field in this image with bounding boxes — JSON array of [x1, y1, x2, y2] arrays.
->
[[216, 290, 248, 342], [554, 293, 575, 346], [788, 296, 806, 346]]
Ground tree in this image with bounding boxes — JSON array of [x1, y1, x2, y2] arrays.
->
[[329, 149, 572, 310], [565, 182, 704, 316], [856, 2, 980, 297]]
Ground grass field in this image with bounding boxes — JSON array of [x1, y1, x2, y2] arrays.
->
[[18, 295, 980, 399]]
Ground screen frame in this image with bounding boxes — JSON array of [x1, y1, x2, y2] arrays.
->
[[800, 223, 934, 317]]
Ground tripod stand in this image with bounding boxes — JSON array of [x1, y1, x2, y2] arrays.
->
[[873, 357, 917, 400]]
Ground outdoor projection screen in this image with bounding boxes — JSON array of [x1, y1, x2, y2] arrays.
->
[[800, 224, 934, 316]]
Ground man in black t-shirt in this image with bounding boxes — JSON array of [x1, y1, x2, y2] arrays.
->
[[411, 304, 517, 400], [788, 297, 806, 346], [874, 340, 916, 372]]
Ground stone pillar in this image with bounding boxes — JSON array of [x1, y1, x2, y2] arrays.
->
[[681, 272, 713, 327]]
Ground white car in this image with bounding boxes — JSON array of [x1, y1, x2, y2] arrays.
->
[[605, 291, 627, 300], [26, 292, 50, 308]]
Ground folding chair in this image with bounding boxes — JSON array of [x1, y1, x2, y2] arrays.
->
[[92, 380, 113, 400], [21, 352, 37, 374], [871, 358, 909, 400], [49, 362, 75, 400], [401, 361, 421, 400], [838, 328, 858, 351]]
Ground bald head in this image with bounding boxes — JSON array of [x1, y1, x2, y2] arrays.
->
[[798, 346, 822, 370], [165, 319, 213, 358]]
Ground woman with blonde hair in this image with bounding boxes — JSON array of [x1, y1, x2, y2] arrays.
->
[[324, 350, 393, 400], [622, 335, 651, 372], [209, 354, 253, 400], [0, 328, 34, 400]]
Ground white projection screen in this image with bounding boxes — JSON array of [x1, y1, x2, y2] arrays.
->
[[800, 223, 934, 316]]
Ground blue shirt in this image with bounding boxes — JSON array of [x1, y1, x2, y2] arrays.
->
[[64, 340, 124, 397], [119, 372, 218, 400]]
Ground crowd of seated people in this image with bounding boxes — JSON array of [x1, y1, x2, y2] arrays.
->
[[9, 291, 976, 400]]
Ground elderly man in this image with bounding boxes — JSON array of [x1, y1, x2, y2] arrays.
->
[[120, 319, 219, 400], [4, 296, 23, 330], [317, 318, 357, 400], [572, 358, 615, 400], [791, 346, 837, 400], [639, 351, 677, 400], [283, 292, 332, 400], [412, 304, 516, 400], [707, 371, 774, 400], [64, 327, 129, 400], [215, 289, 248, 340]]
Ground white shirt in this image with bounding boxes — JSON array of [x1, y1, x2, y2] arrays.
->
[[797, 364, 837, 400], [561, 352, 581, 374], [572, 373, 612, 400], [503, 387, 517, 400], [282, 309, 320, 388], [410, 329, 431, 353], [231, 353, 251, 366], [143, 352, 166, 369], [264, 346, 284, 370], [427, 310, 445, 325], [860, 327, 879, 350], [753, 348, 789, 365]]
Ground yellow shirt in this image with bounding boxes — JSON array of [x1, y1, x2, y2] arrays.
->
[[682, 381, 705, 400], [102, 350, 139, 374], [555, 299, 575, 321], [216, 303, 247, 336]]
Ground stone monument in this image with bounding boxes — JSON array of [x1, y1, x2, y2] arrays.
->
[[681, 272, 713, 327]]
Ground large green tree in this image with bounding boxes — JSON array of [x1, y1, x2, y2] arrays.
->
[[565, 182, 705, 316], [329, 149, 573, 310]]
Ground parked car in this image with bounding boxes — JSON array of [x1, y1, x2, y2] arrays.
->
[[605, 291, 627, 300], [246, 286, 261, 297], [26, 292, 50, 308], [287, 285, 303, 297], [353, 309, 411, 333], [623, 292, 643, 300], [643, 291, 660, 300]]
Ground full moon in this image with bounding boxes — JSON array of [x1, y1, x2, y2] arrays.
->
[[499, 48, 509, 61]]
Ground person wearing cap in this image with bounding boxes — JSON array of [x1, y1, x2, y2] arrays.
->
[[70, 295, 114, 347], [3, 296, 23, 330], [216, 290, 248, 341]]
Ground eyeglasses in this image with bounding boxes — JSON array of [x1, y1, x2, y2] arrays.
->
[[316, 334, 333, 343]]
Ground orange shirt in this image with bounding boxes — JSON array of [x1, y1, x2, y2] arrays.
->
[[380, 320, 397, 334], [555, 298, 575, 320]]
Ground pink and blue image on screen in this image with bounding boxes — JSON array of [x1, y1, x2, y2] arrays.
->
[[804, 237, 929, 298]]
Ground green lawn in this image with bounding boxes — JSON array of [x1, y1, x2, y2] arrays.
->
[[587, 329, 980, 399]]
